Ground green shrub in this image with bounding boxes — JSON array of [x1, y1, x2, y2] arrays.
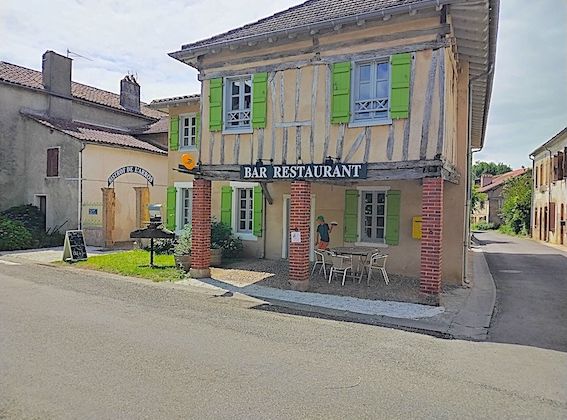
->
[[472, 221, 494, 231], [144, 239, 175, 255], [174, 225, 192, 256], [0, 217, 33, 251], [211, 221, 243, 257], [1, 204, 45, 232]]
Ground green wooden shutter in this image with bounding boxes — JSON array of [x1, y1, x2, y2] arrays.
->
[[209, 78, 223, 132], [252, 72, 268, 129], [390, 53, 412, 119], [169, 116, 179, 151], [253, 185, 263, 237], [220, 186, 233, 228], [385, 190, 401, 245], [195, 112, 201, 148], [344, 189, 359, 242], [166, 186, 177, 231], [331, 62, 351, 124]]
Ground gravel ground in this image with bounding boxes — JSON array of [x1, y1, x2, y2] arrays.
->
[[212, 258, 449, 305]]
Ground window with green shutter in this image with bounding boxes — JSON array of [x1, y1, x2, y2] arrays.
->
[[389, 53, 412, 119], [331, 62, 351, 124], [252, 185, 263, 237], [169, 116, 179, 151], [385, 190, 401, 245], [166, 186, 177, 231], [344, 189, 359, 242], [252, 72, 268, 129], [220, 186, 233, 228], [209, 78, 223, 131]]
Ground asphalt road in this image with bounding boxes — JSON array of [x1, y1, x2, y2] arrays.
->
[[1, 258, 566, 419], [476, 231, 567, 352]]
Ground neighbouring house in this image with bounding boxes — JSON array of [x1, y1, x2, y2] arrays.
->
[[531, 127, 567, 247], [471, 168, 528, 226], [148, 94, 201, 235], [167, 0, 499, 298], [0, 50, 168, 247]]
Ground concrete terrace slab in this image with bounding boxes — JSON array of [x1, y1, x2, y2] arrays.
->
[[181, 277, 445, 319], [0, 246, 111, 263]]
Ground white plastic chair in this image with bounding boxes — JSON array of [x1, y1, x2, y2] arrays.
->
[[311, 250, 331, 278], [328, 253, 354, 286], [360, 253, 389, 285]]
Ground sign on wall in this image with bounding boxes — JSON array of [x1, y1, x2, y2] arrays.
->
[[107, 166, 154, 186], [240, 163, 368, 181]]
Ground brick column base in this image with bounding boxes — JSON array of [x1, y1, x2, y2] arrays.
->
[[420, 177, 444, 297], [289, 181, 311, 291], [190, 179, 211, 279]]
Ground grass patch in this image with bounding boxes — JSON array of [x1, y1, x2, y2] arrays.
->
[[74, 250, 184, 282], [498, 224, 528, 237]]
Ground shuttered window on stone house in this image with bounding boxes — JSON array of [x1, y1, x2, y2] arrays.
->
[[46, 148, 59, 177]]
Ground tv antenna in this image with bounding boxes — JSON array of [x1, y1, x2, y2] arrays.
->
[[66, 49, 93, 61]]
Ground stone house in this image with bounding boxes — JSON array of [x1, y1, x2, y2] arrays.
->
[[531, 127, 567, 247], [165, 0, 499, 298], [0, 50, 168, 246]]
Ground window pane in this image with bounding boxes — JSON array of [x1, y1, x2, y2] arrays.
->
[[232, 97, 240, 110], [240, 189, 246, 199], [244, 94, 251, 109], [376, 228, 384, 238], [366, 228, 372, 238], [376, 80, 388, 98], [359, 64, 371, 82], [358, 82, 371, 100], [377, 194, 385, 204], [377, 217, 384, 227], [377, 63, 388, 80], [184, 127, 189, 136], [244, 79, 251, 93], [231, 82, 239, 95], [365, 216, 372, 227], [377, 205, 385, 216], [365, 193, 373, 204]]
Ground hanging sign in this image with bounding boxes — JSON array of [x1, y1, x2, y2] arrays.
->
[[107, 166, 154, 186], [240, 163, 368, 180], [62, 230, 88, 262]]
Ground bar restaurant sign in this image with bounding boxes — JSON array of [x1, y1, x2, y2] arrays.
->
[[107, 166, 154, 186], [240, 163, 368, 180]]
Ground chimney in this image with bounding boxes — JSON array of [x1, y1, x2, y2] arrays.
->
[[120, 75, 140, 113], [42, 50, 72, 119], [480, 174, 493, 187]]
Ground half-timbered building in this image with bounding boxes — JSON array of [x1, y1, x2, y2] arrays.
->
[[168, 0, 499, 298]]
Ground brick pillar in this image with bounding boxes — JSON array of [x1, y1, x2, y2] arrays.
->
[[420, 177, 444, 297], [190, 178, 211, 279], [289, 181, 311, 291]]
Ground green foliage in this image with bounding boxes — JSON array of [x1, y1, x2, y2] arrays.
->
[[0, 217, 33, 250], [472, 221, 495, 231], [471, 184, 488, 210], [144, 239, 175, 255], [75, 250, 183, 282], [472, 161, 512, 180], [500, 172, 532, 235], [174, 225, 192, 256], [1, 204, 45, 232], [211, 221, 243, 257]]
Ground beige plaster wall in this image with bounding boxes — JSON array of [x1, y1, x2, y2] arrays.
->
[[167, 102, 200, 187], [82, 144, 167, 245]]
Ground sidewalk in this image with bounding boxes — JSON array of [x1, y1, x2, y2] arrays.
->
[[179, 245, 496, 340], [0, 246, 111, 263]]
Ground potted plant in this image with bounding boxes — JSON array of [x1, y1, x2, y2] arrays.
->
[[173, 225, 192, 272], [211, 221, 243, 265]]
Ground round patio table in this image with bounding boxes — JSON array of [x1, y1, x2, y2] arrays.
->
[[329, 246, 384, 279]]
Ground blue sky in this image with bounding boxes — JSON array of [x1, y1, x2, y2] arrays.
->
[[1, 0, 565, 168]]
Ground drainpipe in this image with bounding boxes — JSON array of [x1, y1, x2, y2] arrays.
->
[[529, 155, 535, 238], [78, 142, 85, 230], [463, 65, 493, 285], [545, 148, 553, 242]]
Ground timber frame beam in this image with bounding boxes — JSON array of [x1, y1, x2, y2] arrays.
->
[[175, 159, 461, 184]]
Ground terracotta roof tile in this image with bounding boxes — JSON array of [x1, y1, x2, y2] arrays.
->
[[0, 61, 164, 120], [24, 113, 166, 155], [478, 168, 528, 192], [179, 0, 426, 51]]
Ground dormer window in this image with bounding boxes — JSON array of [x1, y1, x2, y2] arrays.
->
[[224, 76, 252, 132]]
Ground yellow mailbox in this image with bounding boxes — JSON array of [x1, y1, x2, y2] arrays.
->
[[412, 216, 422, 239]]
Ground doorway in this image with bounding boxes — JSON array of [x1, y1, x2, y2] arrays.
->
[[35, 195, 47, 231], [282, 194, 315, 261]]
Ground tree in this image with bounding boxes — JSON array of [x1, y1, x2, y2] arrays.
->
[[471, 184, 487, 210], [472, 161, 512, 180], [500, 172, 532, 235]]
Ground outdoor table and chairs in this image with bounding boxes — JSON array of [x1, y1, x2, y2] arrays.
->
[[318, 246, 389, 286]]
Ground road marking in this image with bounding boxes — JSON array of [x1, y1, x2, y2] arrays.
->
[[499, 269, 521, 274], [0, 260, 21, 266]]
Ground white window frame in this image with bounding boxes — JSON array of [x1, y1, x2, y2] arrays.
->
[[355, 186, 390, 248], [349, 59, 392, 128], [174, 181, 193, 235], [223, 75, 253, 134], [178, 113, 197, 150], [46, 146, 61, 178], [230, 181, 258, 241]]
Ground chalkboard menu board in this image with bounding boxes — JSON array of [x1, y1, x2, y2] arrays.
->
[[63, 230, 88, 262]]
